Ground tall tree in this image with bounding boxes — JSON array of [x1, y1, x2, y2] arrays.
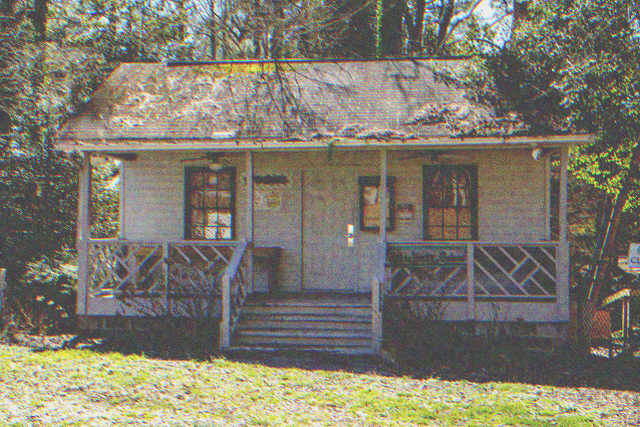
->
[[471, 0, 640, 311]]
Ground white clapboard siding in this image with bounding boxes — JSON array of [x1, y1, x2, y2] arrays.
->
[[121, 148, 548, 297]]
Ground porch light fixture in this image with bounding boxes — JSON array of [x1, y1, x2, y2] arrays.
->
[[531, 147, 545, 161]]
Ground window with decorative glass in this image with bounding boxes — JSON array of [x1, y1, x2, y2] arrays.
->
[[423, 165, 477, 240], [185, 167, 235, 240]]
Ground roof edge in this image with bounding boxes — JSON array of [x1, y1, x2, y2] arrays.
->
[[55, 134, 594, 153], [165, 56, 474, 67]]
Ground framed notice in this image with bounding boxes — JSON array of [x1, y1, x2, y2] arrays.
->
[[359, 176, 395, 232], [255, 184, 283, 211]]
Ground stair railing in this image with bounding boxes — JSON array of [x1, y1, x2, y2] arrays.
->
[[219, 239, 251, 349]]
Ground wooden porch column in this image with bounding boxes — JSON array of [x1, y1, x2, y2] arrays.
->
[[379, 149, 388, 243], [77, 153, 91, 317], [246, 151, 254, 242], [246, 151, 254, 293], [558, 146, 570, 320]]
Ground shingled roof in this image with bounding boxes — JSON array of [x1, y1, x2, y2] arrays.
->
[[56, 58, 586, 151]]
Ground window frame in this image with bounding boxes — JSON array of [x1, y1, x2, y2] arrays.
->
[[184, 166, 236, 241], [358, 175, 395, 233], [422, 165, 478, 241]]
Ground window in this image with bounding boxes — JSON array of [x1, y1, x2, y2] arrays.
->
[[185, 167, 235, 240], [423, 165, 477, 240], [359, 176, 395, 232]]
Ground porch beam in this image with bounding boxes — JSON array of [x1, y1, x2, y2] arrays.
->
[[77, 153, 91, 317], [379, 149, 388, 243]]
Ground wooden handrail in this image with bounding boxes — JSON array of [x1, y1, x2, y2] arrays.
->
[[388, 240, 561, 246], [88, 238, 240, 247]]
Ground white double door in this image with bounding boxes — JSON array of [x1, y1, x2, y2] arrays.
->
[[302, 168, 359, 292]]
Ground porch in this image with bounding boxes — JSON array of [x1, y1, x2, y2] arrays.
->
[[80, 237, 568, 353], [75, 144, 570, 353]]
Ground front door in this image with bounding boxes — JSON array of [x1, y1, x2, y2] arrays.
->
[[302, 168, 359, 292]]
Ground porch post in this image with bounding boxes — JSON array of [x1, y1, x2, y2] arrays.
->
[[379, 149, 388, 243], [558, 146, 570, 320], [77, 153, 91, 317], [246, 151, 254, 242], [466, 243, 475, 321], [246, 151, 254, 292]]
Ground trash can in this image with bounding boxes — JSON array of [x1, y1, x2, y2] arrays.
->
[[252, 247, 282, 294]]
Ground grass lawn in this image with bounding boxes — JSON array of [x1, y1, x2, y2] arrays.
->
[[0, 344, 636, 425]]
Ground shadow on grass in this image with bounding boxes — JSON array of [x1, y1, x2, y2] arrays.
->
[[7, 315, 639, 393]]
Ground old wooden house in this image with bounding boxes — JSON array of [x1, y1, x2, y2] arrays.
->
[[56, 59, 591, 353]]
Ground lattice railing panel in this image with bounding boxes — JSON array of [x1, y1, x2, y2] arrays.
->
[[387, 244, 467, 297], [474, 244, 557, 297], [386, 242, 559, 299], [168, 244, 235, 297], [88, 241, 164, 296]]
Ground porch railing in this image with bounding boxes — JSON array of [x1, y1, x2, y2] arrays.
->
[[386, 241, 561, 301], [87, 239, 242, 298]]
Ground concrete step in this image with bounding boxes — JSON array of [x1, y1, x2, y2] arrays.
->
[[228, 345, 375, 355], [237, 318, 371, 331], [242, 304, 371, 317], [234, 333, 372, 348], [236, 328, 371, 338]]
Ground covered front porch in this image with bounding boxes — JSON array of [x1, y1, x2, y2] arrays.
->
[[75, 143, 571, 353]]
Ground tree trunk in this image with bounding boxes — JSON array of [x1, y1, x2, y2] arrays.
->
[[406, 0, 425, 54], [435, 0, 454, 53], [210, 0, 217, 59], [376, 0, 403, 57]]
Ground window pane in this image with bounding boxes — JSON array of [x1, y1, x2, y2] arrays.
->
[[458, 208, 471, 227], [207, 211, 219, 226], [218, 227, 232, 240], [443, 208, 457, 228], [443, 227, 458, 240], [428, 208, 443, 227], [218, 191, 232, 209], [218, 212, 232, 227], [206, 173, 219, 187], [191, 226, 204, 239], [191, 209, 204, 226], [190, 172, 204, 189], [205, 227, 218, 239], [458, 227, 472, 240], [425, 169, 445, 207], [218, 172, 232, 189], [455, 169, 471, 207], [427, 227, 444, 240], [205, 190, 219, 209], [190, 191, 203, 207]]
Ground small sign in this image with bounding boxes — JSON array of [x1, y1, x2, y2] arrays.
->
[[627, 243, 640, 273]]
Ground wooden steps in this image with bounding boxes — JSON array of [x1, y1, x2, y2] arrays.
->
[[230, 293, 374, 354]]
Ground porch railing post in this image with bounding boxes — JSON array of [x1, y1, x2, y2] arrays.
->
[[77, 153, 91, 317], [163, 242, 170, 315], [466, 242, 475, 321], [220, 273, 231, 349]]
